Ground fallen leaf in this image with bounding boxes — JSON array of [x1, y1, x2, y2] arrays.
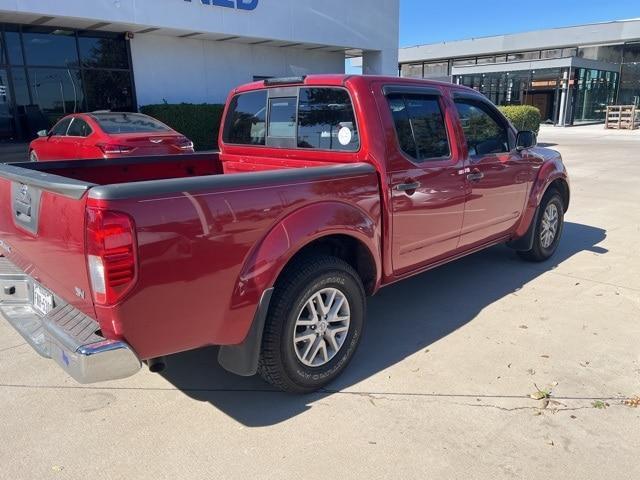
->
[[623, 396, 640, 408], [541, 355, 550, 359]]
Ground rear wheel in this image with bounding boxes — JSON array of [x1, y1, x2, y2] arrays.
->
[[259, 255, 366, 394], [29, 150, 38, 162], [518, 189, 564, 262]]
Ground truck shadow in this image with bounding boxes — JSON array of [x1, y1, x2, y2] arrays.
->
[[159, 221, 607, 426]]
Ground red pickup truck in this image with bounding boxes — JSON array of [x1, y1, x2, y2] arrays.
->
[[0, 75, 569, 393]]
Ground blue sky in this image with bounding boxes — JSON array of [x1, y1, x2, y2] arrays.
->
[[400, 0, 640, 47]]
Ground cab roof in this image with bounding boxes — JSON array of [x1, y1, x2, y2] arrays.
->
[[233, 74, 476, 95]]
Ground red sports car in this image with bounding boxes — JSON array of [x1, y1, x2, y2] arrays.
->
[[29, 112, 194, 161]]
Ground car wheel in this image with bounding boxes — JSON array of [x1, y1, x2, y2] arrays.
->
[[518, 189, 564, 262], [29, 150, 38, 162], [259, 255, 366, 394]]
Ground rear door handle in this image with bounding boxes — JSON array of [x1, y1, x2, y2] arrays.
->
[[467, 170, 484, 182], [395, 181, 421, 193]]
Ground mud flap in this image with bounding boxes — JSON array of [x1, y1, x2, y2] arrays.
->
[[217, 288, 274, 377], [507, 204, 542, 252]]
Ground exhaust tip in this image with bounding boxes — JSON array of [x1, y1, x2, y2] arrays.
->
[[147, 357, 167, 374]]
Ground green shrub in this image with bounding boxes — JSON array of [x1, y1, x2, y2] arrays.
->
[[498, 105, 542, 134], [140, 103, 225, 151]]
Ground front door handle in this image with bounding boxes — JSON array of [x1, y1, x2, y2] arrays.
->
[[467, 170, 484, 182], [395, 181, 421, 193]]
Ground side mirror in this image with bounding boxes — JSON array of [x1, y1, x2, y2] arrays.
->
[[37, 129, 49, 138], [516, 131, 537, 151]]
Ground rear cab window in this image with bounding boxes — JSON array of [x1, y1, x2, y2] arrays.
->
[[223, 90, 267, 145], [92, 113, 172, 134], [222, 86, 359, 152]]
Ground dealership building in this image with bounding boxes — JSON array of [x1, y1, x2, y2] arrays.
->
[[399, 19, 640, 126], [0, 0, 399, 141]]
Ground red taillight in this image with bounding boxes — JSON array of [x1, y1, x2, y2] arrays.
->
[[86, 208, 137, 306], [97, 143, 135, 155], [175, 136, 194, 151]]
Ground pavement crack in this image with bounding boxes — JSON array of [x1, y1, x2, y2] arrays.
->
[[0, 343, 27, 354]]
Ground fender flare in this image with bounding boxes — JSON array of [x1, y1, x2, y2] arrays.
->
[[218, 201, 381, 376], [509, 162, 569, 250]]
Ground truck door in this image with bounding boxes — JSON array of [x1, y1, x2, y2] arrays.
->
[[382, 86, 467, 274], [452, 94, 530, 248]]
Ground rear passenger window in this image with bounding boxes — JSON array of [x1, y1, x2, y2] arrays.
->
[[223, 90, 267, 145], [388, 94, 450, 162], [297, 88, 359, 151], [67, 118, 92, 137]]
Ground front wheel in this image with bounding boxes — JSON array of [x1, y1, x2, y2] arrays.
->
[[518, 190, 564, 262], [259, 255, 366, 394]]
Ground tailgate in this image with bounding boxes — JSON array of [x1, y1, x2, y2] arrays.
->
[[0, 164, 96, 317]]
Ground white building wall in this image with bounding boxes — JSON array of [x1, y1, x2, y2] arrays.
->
[[130, 35, 345, 106], [0, 0, 400, 75]]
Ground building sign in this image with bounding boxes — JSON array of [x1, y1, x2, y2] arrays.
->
[[184, 0, 259, 10]]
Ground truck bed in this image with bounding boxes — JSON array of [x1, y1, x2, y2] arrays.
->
[[14, 152, 224, 187], [0, 154, 380, 360]]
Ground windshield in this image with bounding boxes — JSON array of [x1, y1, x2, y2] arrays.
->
[[92, 113, 172, 134]]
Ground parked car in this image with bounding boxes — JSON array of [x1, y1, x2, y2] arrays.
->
[[28, 112, 194, 161], [0, 75, 569, 393]]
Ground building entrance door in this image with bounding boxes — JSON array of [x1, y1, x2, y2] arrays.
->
[[526, 91, 554, 122]]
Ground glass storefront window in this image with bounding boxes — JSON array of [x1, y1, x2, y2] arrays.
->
[[476, 56, 496, 64], [452, 57, 476, 66], [78, 33, 129, 69], [0, 69, 14, 139], [22, 27, 78, 67], [541, 49, 562, 59], [423, 61, 448, 78], [507, 51, 540, 62], [10, 67, 30, 106], [400, 63, 423, 78], [573, 68, 618, 123], [0, 24, 135, 140], [29, 68, 85, 124], [577, 45, 623, 63], [4, 27, 24, 65], [619, 42, 640, 106], [83, 70, 134, 111]]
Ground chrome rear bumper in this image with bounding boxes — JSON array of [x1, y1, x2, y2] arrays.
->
[[0, 256, 141, 383]]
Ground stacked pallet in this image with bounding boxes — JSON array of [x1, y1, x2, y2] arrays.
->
[[605, 105, 637, 130]]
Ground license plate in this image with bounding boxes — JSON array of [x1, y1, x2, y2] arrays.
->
[[33, 284, 54, 316]]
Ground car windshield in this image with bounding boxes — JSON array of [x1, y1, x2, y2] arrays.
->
[[92, 113, 172, 134]]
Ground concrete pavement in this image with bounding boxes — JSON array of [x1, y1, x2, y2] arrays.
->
[[1, 124, 639, 479]]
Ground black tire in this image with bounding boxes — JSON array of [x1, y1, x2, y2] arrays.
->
[[258, 255, 366, 394], [518, 189, 564, 262]]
